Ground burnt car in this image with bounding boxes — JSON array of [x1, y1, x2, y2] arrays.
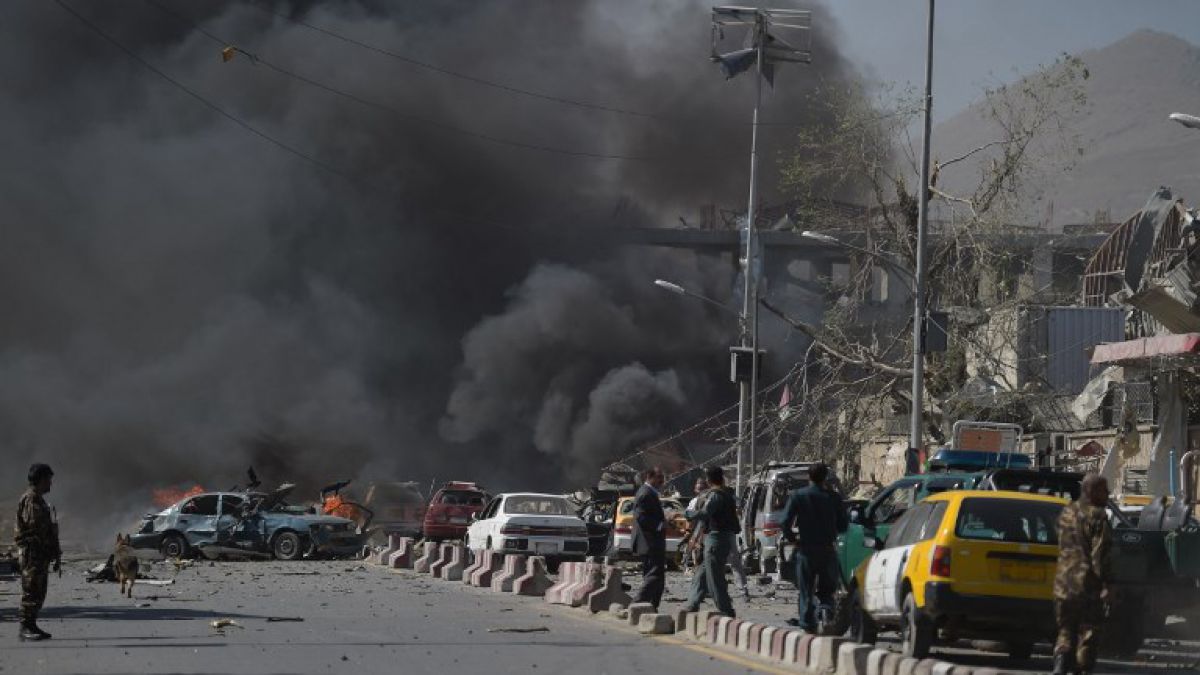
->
[[131, 484, 364, 560], [361, 481, 425, 539], [422, 481, 488, 541]]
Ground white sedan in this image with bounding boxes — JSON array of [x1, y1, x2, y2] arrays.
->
[[465, 493, 590, 565]]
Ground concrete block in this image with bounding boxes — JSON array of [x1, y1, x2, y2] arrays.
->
[[735, 621, 754, 652], [567, 562, 604, 607], [513, 556, 553, 596], [609, 603, 629, 620], [931, 662, 955, 675], [722, 619, 742, 647], [490, 554, 523, 593], [412, 541, 439, 574], [949, 667, 973, 675], [428, 543, 455, 577], [755, 625, 776, 660], [372, 534, 399, 565], [746, 623, 766, 654], [913, 659, 938, 675], [866, 648, 889, 675], [462, 547, 486, 583], [437, 542, 466, 581], [587, 566, 631, 614], [705, 614, 723, 643], [810, 636, 848, 673], [796, 634, 816, 666], [637, 613, 675, 635], [544, 562, 579, 605], [470, 549, 503, 587], [783, 630, 804, 663], [627, 602, 655, 626], [671, 608, 690, 633], [882, 653, 905, 675], [693, 610, 716, 639], [896, 657, 919, 675], [386, 537, 415, 569], [835, 642, 873, 675]]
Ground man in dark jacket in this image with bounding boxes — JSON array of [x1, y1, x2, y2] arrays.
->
[[781, 463, 847, 631], [632, 467, 667, 610], [683, 466, 738, 617]]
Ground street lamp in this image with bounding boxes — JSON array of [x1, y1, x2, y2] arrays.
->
[[1169, 112, 1200, 129], [799, 231, 916, 287], [654, 279, 742, 318]]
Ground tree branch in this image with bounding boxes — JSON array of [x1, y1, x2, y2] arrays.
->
[[759, 298, 914, 378]]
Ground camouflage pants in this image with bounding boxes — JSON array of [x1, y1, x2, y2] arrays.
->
[[1055, 597, 1102, 669], [19, 557, 49, 625]]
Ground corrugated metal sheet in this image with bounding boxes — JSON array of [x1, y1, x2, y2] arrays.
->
[[1043, 307, 1126, 392]]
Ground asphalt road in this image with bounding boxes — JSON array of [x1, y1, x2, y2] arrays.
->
[[0, 558, 774, 675]]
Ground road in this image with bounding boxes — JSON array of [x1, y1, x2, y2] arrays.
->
[[0, 557, 773, 675]]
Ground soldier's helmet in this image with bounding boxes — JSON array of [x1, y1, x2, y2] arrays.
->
[[27, 463, 54, 485]]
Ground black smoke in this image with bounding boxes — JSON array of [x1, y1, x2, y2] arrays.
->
[[0, 0, 855, 544]]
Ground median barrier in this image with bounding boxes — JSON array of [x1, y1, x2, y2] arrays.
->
[[469, 549, 503, 587], [543, 562, 577, 604], [566, 561, 603, 607], [913, 659, 940, 675], [627, 602, 655, 626], [387, 537, 415, 569], [428, 542, 455, 578], [670, 607, 689, 632], [758, 625, 778, 660], [438, 542, 466, 581], [513, 556, 553, 596], [744, 622, 766, 654], [371, 534, 399, 565], [412, 541, 439, 573], [490, 554, 523, 593], [835, 642, 873, 675], [586, 565, 631, 613], [866, 648, 888, 675], [637, 613, 674, 634], [809, 636, 847, 673], [462, 546, 486, 583], [896, 657, 920, 675]]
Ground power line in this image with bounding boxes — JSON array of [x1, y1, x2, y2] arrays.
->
[[146, 0, 732, 163]]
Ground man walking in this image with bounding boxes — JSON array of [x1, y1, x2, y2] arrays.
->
[[15, 463, 60, 641], [781, 463, 846, 631], [685, 477, 750, 600], [632, 466, 667, 610], [1053, 473, 1112, 675], [683, 466, 738, 618]]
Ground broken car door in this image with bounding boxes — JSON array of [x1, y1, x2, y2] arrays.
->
[[177, 494, 220, 547]]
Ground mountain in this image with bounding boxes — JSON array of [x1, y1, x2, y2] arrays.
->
[[931, 29, 1200, 229]]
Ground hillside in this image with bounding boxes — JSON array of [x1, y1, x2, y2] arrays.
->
[[931, 29, 1200, 229]]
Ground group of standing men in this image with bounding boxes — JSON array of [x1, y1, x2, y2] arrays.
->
[[629, 463, 1116, 675]]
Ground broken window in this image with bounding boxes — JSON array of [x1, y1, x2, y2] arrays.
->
[[182, 495, 218, 516]]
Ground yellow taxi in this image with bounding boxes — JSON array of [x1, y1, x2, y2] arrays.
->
[[848, 490, 1067, 659], [609, 496, 689, 564]]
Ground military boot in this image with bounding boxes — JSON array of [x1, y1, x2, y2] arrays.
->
[[18, 622, 47, 641], [1051, 652, 1071, 675]]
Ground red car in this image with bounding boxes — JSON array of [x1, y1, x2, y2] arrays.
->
[[422, 481, 489, 541]]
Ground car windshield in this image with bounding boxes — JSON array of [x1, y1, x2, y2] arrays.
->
[[955, 498, 1064, 544], [503, 496, 572, 515], [440, 490, 485, 506]]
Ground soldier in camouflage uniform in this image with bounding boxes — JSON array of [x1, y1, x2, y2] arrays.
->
[[1052, 473, 1112, 675], [15, 463, 60, 641]]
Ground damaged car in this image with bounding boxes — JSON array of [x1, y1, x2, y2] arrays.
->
[[130, 484, 365, 561]]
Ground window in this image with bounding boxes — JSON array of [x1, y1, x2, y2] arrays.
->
[[182, 495, 218, 516], [911, 502, 949, 542], [503, 496, 572, 515], [955, 498, 1064, 544], [869, 480, 921, 523], [440, 490, 485, 506], [831, 262, 851, 286], [788, 259, 813, 281], [480, 497, 501, 520], [884, 507, 922, 549], [219, 495, 244, 516]]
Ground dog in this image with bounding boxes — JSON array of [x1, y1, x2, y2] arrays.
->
[[113, 534, 139, 598]]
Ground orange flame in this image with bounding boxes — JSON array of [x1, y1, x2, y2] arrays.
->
[[322, 493, 367, 526], [152, 484, 205, 509]]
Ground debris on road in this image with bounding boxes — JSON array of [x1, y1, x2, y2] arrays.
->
[[210, 618, 243, 630], [486, 626, 550, 634]]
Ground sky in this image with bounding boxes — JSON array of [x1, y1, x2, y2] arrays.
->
[[824, 0, 1200, 121]]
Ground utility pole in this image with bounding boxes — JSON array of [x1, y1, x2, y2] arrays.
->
[[713, 6, 810, 498], [908, 0, 935, 474]]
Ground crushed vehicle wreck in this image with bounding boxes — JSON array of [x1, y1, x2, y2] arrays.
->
[[131, 484, 365, 561]]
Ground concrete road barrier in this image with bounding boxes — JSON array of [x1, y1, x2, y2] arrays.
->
[[835, 642, 873, 675], [428, 543, 455, 578], [758, 625, 778, 660], [462, 546, 486, 583], [513, 556, 553, 596], [866, 648, 889, 675], [490, 554, 523, 593], [371, 534, 399, 565], [544, 562, 579, 605], [469, 549, 503, 587], [897, 657, 920, 675], [566, 561, 603, 607], [438, 542, 466, 581], [637, 613, 675, 635], [586, 565, 631, 614], [386, 537, 415, 569], [412, 541, 439, 574], [809, 636, 848, 673], [627, 602, 655, 627]]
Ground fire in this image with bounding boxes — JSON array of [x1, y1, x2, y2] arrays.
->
[[323, 493, 366, 526], [152, 484, 205, 509]]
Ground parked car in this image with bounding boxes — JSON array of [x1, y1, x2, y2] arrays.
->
[[362, 481, 425, 539], [847, 490, 1067, 659], [465, 492, 589, 569], [608, 495, 688, 564], [422, 481, 488, 541], [740, 462, 844, 574], [130, 484, 363, 561]]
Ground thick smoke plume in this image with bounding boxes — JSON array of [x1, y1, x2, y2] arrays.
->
[[0, 0, 854, 545]]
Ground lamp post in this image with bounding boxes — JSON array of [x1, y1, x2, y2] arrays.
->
[[909, 0, 936, 475]]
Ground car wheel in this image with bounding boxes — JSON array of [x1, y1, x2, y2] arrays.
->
[[160, 532, 189, 559], [900, 593, 933, 658], [847, 588, 877, 644], [1005, 640, 1033, 661], [273, 531, 304, 561]]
